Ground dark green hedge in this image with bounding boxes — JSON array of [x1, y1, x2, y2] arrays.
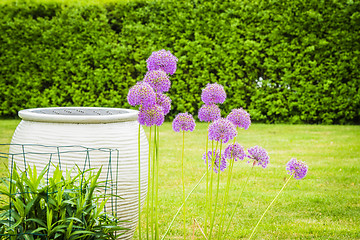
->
[[1, 0, 359, 124]]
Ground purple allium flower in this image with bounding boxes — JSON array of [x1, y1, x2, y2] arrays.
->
[[143, 70, 171, 93], [201, 83, 227, 104], [286, 158, 308, 180], [198, 104, 221, 122], [146, 49, 178, 75], [226, 108, 251, 130], [138, 105, 164, 127], [224, 142, 245, 161], [208, 118, 237, 144], [156, 93, 171, 115], [247, 146, 270, 169], [172, 112, 196, 132], [203, 150, 227, 173], [127, 82, 156, 108]]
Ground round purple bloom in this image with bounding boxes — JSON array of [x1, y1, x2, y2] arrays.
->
[[247, 146, 270, 169], [156, 93, 171, 115], [201, 83, 227, 104], [202, 150, 227, 173], [198, 104, 221, 122], [143, 70, 171, 93], [286, 158, 308, 180], [224, 142, 245, 161], [138, 105, 164, 127], [208, 118, 237, 144], [146, 49, 178, 75], [172, 112, 196, 132], [127, 82, 156, 108], [227, 108, 251, 130]]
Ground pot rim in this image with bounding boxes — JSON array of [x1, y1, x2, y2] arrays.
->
[[18, 107, 138, 123]]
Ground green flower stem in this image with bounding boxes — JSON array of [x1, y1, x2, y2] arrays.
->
[[146, 127, 152, 240], [209, 140, 222, 240], [182, 131, 186, 239], [217, 158, 234, 240], [155, 126, 160, 239], [224, 165, 254, 237], [217, 137, 237, 239], [151, 127, 157, 240], [138, 123, 142, 240], [248, 175, 293, 239], [208, 141, 218, 237], [204, 128, 209, 235], [161, 171, 208, 240]]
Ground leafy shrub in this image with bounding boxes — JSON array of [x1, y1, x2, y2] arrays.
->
[[0, 0, 359, 124], [0, 164, 125, 239]]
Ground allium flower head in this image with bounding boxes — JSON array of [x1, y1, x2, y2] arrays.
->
[[247, 146, 270, 169], [286, 158, 308, 180], [208, 118, 237, 144], [227, 108, 251, 130], [138, 105, 164, 127], [203, 150, 227, 173], [156, 93, 171, 115], [198, 104, 221, 122], [201, 83, 227, 104], [127, 82, 156, 108], [146, 49, 178, 75], [143, 70, 171, 93], [172, 112, 196, 132], [224, 142, 245, 161]]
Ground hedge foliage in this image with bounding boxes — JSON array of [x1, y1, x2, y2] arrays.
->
[[0, 0, 359, 124]]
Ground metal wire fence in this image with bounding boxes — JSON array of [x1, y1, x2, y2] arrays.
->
[[0, 143, 124, 239]]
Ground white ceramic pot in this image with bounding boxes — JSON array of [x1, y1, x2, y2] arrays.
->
[[9, 107, 148, 239]]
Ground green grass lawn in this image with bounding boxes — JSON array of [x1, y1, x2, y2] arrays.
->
[[1, 120, 359, 239]]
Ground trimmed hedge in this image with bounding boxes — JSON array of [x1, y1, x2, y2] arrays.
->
[[0, 0, 359, 124]]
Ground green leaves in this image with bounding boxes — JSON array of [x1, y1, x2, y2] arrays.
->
[[0, 164, 127, 239], [0, 0, 359, 124]]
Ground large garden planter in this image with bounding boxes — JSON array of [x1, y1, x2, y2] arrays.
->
[[9, 107, 148, 239]]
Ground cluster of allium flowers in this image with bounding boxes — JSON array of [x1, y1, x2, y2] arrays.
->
[[172, 112, 196, 132], [198, 104, 221, 122], [203, 150, 227, 173], [146, 49, 178, 75], [201, 83, 227, 104], [208, 118, 237, 144], [138, 105, 165, 127], [143, 70, 171, 93], [247, 146, 270, 169], [156, 93, 171, 115], [127, 82, 156, 108], [224, 142, 245, 161], [127, 49, 177, 126], [227, 108, 251, 130], [286, 158, 308, 180]]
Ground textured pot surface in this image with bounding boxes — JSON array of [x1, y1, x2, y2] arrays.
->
[[9, 107, 148, 240]]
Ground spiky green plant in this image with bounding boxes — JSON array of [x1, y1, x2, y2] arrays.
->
[[0, 164, 127, 240]]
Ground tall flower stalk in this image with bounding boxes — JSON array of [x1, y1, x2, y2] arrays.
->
[[217, 139, 246, 239], [146, 127, 152, 240], [155, 126, 160, 239], [127, 49, 178, 240], [209, 140, 223, 240], [204, 135, 209, 235], [217, 108, 251, 239], [222, 145, 270, 237], [198, 83, 224, 235], [172, 112, 196, 239], [248, 158, 308, 239], [207, 118, 237, 239], [223, 165, 254, 237]]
